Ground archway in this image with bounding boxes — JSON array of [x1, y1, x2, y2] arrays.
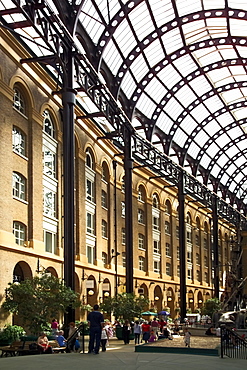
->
[[166, 288, 175, 318], [188, 290, 194, 313], [153, 285, 162, 313]]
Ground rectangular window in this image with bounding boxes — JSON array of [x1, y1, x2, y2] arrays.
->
[[101, 190, 107, 208], [44, 230, 56, 253], [87, 245, 94, 264], [121, 202, 125, 217], [153, 216, 159, 230], [138, 233, 145, 250], [176, 226, 179, 239], [187, 250, 192, 263], [139, 257, 145, 271], [101, 220, 107, 238], [154, 260, 160, 273], [43, 189, 56, 218], [86, 179, 94, 202], [138, 209, 144, 224], [43, 147, 56, 178], [13, 222, 26, 246], [166, 263, 172, 276], [196, 253, 200, 265], [122, 253, 126, 267], [187, 268, 192, 280], [177, 246, 180, 260], [12, 127, 25, 156], [153, 240, 160, 255], [122, 228, 125, 245], [195, 234, 200, 246], [165, 221, 170, 234], [166, 243, 171, 257], [13, 172, 26, 201], [87, 212, 95, 234]]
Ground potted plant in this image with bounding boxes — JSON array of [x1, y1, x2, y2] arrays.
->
[[0, 325, 25, 346]]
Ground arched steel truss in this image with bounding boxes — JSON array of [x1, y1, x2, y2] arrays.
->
[[1, 0, 247, 320]]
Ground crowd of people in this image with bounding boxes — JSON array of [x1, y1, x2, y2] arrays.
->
[[34, 309, 191, 355]]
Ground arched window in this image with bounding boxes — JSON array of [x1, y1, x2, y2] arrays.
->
[[139, 256, 146, 271], [102, 162, 109, 181], [138, 233, 145, 250], [86, 150, 94, 169], [13, 221, 26, 246], [13, 87, 25, 115], [43, 110, 55, 138], [12, 172, 26, 201], [101, 219, 108, 238], [12, 126, 26, 156], [138, 185, 145, 202], [152, 194, 159, 208]]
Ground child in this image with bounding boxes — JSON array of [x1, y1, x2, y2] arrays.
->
[[148, 330, 156, 343], [56, 330, 66, 347], [101, 323, 109, 352], [184, 328, 191, 347]]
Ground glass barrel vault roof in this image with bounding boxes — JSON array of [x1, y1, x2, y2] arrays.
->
[[1, 0, 247, 207]]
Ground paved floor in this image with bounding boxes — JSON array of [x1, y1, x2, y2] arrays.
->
[[0, 338, 246, 370]]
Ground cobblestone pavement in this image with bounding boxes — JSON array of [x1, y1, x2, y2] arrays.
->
[[0, 337, 246, 370]]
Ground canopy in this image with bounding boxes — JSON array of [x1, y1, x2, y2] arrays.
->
[[158, 311, 170, 316], [141, 311, 158, 316]]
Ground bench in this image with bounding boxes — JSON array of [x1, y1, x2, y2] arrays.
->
[[49, 340, 66, 353], [0, 341, 24, 357], [17, 341, 40, 356]]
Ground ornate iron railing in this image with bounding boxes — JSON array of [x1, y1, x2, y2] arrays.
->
[[221, 326, 247, 359]]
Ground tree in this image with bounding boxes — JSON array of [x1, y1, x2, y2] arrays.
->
[[201, 298, 221, 317], [2, 273, 81, 334], [99, 293, 149, 321]]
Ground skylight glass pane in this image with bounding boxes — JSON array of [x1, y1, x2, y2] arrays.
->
[[194, 130, 210, 146], [173, 127, 188, 146], [236, 46, 247, 58], [190, 105, 209, 123], [113, 21, 136, 57], [207, 142, 220, 158], [230, 18, 247, 37], [130, 55, 149, 82], [216, 113, 234, 127], [217, 153, 230, 167], [227, 127, 243, 140], [228, 0, 247, 11], [144, 78, 168, 103], [121, 71, 137, 98], [103, 40, 123, 75], [200, 153, 212, 168], [156, 112, 174, 132], [227, 163, 238, 175], [128, 2, 154, 41], [175, 85, 196, 107], [211, 163, 221, 177], [165, 97, 184, 119], [221, 173, 229, 185], [136, 94, 157, 118], [161, 28, 184, 54], [176, 0, 202, 17], [189, 75, 211, 96], [188, 142, 201, 157], [234, 156, 246, 167], [179, 115, 198, 135], [233, 107, 247, 120], [143, 39, 166, 66], [203, 0, 225, 9], [203, 96, 224, 114], [204, 121, 221, 136], [173, 54, 198, 77], [149, 0, 175, 28], [216, 133, 230, 146], [158, 65, 181, 89]]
